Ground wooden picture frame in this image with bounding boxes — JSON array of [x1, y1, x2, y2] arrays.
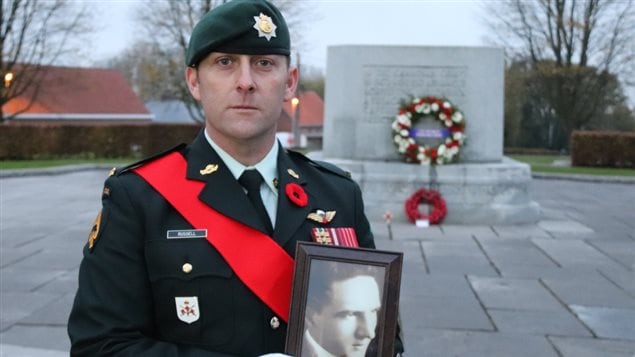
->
[[285, 242, 403, 357]]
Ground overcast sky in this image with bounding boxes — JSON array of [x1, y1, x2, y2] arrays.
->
[[88, 0, 633, 104], [90, 0, 488, 70]]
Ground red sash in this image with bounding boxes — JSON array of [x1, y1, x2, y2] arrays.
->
[[134, 152, 293, 322]]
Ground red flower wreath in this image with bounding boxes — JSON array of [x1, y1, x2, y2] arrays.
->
[[404, 188, 447, 225], [285, 183, 308, 207]]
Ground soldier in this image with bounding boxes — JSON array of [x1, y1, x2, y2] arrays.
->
[[68, 0, 403, 356]]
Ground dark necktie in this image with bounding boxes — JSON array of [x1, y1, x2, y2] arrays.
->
[[239, 169, 274, 235]]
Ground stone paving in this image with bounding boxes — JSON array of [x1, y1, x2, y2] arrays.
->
[[0, 169, 634, 356]]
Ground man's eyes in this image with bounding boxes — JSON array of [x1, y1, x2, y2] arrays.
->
[[336, 311, 358, 318], [336, 309, 380, 318], [216, 57, 233, 66], [255, 58, 275, 67], [213, 57, 274, 68]]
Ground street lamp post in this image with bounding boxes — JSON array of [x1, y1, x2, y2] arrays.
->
[[291, 96, 300, 148], [1, 72, 15, 121], [4, 72, 14, 88]]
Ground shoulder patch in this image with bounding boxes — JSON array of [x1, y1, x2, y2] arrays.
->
[[87, 211, 103, 251], [286, 150, 353, 180], [116, 143, 187, 176]]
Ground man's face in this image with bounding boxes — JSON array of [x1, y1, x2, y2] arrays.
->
[[308, 276, 381, 357], [186, 53, 297, 146]]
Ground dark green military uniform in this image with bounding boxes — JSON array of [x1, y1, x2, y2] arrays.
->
[[68, 132, 376, 356]]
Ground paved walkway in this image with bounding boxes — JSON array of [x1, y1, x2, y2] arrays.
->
[[0, 168, 634, 356]]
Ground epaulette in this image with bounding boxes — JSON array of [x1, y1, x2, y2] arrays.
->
[[112, 143, 187, 176], [286, 150, 353, 180]]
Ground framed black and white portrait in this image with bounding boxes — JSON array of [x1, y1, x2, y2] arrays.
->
[[285, 242, 403, 357]]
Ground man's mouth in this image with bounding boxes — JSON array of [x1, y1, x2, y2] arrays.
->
[[351, 342, 368, 350], [230, 105, 257, 110]]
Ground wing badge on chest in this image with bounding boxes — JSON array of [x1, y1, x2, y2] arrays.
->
[[306, 209, 336, 224]]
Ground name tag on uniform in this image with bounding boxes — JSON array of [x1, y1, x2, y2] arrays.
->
[[166, 229, 207, 239]]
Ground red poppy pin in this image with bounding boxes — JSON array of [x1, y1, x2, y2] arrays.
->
[[285, 183, 308, 207]]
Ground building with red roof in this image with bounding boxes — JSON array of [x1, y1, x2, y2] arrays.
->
[[2, 65, 152, 124], [279, 90, 324, 148]]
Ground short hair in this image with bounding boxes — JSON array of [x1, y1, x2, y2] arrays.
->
[[306, 259, 384, 313]]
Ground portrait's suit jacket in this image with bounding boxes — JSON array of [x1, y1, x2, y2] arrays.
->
[[68, 131, 375, 356]]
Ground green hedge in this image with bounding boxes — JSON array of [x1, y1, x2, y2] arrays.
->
[[0, 124, 202, 160], [570, 130, 635, 168]]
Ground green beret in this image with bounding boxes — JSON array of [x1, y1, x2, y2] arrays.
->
[[186, 0, 290, 67]]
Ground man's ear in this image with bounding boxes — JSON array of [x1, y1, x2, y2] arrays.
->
[[283, 66, 298, 102], [185, 67, 201, 101], [304, 308, 318, 328]]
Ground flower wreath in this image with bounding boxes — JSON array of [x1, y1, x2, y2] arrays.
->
[[404, 188, 447, 225], [392, 96, 466, 165]]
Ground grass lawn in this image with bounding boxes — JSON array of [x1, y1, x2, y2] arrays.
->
[[1, 158, 133, 170], [509, 155, 635, 177], [2, 155, 634, 178]]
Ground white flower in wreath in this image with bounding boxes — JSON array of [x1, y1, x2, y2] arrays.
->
[[443, 101, 452, 109], [452, 112, 463, 123], [431, 102, 439, 112], [421, 103, 431, 114], [438, 144, 447, 157], [445, 119, 453, 127], [398, 141, 408, 153], [453, 132, 464, 142], [439, 112, 447, 120], [393, 135, 402, 144], [400, 129, 409, 137], [397, 114, 411, 126]]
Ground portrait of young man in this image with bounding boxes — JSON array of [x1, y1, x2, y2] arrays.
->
[[67, 0, 403, 356], [302, 260, 385, 357]]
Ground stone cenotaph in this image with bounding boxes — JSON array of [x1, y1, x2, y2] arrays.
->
[[319, 45, 540, 224]]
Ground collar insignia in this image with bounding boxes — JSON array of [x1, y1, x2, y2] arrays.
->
[[287, 168, 299, 179], [200, 164, 218, 175], [253, 12, 277, 41], [307, 209, 336, 224]]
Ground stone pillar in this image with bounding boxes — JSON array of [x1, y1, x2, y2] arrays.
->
[[319, 45, 540, 225]]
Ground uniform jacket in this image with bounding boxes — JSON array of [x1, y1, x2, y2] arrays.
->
[[68, 132, 376, 356]]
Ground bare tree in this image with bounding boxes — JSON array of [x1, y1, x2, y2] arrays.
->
[[484, 0, 635, 148], [108, 41, 184, 103], [129, 0, 307, 123], [0, 0, 93, 122]]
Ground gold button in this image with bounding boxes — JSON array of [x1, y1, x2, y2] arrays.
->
[[182, 263, 193, 274], [270, 316, 280, 330]]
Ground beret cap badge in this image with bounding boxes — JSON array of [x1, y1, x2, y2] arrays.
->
[[253, 12, 277, 41]]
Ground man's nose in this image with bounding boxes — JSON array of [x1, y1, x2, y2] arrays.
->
[[354, 315, 372, 339], [236, 62, 256, 92]]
